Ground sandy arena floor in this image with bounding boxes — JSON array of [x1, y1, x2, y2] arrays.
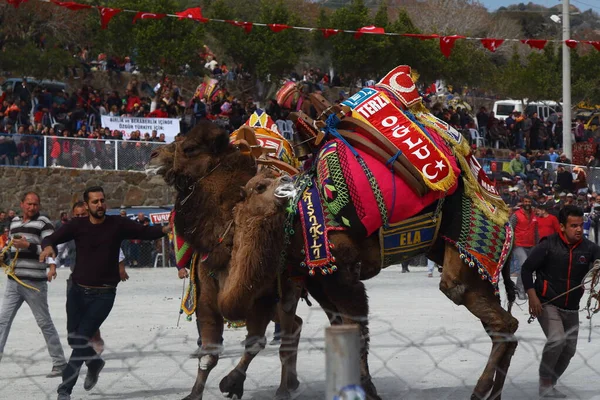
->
[[1, 265, 599, 400]]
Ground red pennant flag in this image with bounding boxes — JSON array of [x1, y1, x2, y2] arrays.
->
[[584, 41, 600, 51], [175, 7, 208, 23], [401, 33, 439, 40], [565, 39, 578, 49], [268, 24, 290, 33], [51, 0, 92, 10], [354, 25, 385, 39], [521, 39, 548, 50], [98, 7, 122, 30], [480, 38, 505, 52], [226, 20, 253, 34], [132, 12, 166, 24], [320, 28, 341, 39], [439, 35, 465, 58], [7, 0, 28, 7]]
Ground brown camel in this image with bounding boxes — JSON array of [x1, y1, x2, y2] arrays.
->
[[147, 122, 302, 400], [148, 121, 518, 400]]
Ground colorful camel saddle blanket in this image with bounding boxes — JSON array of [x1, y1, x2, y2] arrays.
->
[[379, 204, 442, 268], [297, 177, 345, 276], [276, 81, 304, 111], [315, 138, 460, 238], [341, 86, 457, 193], [442, 194, 514, 295]]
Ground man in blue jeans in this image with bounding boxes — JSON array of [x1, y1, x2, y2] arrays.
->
[[40, 186, 169, 400]]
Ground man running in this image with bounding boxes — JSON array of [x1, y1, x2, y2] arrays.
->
[[40, 186, 169, 400]]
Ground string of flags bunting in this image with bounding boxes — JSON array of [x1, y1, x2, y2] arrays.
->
[[5, 0, 600, 58]]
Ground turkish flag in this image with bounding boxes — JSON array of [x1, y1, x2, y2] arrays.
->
[[521, 39, 547, 50], [175, 7, 208, 23], [226, 20, 253, 33], [97, 7, 122, 30], [401, 33, 439, 40], [51, 0, 92, 10], [7, 0, 28, 8], [132, 12, 167, 24], [585, 41, 600, 51], [439, 35, 465, 58], [480, 38, 505, 52], [565, 39, 578, 49], [268, 24, 290, 33], [354, 25, 385, 39], [321, 28, 341, 39]]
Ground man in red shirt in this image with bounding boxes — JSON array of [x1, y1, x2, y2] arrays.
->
[[536, 204, 561, 240], [509, 196, 538, 300]]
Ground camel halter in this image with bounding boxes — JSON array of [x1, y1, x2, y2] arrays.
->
[[173, 140, 222, 206], [0, 239, 40, 292]]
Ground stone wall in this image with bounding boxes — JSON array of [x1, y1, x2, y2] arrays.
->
[[0, 167, 173, 219]]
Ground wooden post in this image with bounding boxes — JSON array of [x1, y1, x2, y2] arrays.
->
[[325, 325, 361, 399]]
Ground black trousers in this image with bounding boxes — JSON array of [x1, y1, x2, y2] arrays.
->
[[58, 284, 115, 395]]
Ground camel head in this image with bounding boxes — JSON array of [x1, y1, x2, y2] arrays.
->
[[218, 170, 294, 321], [145, 120, 233, 187]]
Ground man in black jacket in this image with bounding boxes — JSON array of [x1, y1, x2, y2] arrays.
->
[[40, 186, 170, 400], [522, 205, 600, 398]]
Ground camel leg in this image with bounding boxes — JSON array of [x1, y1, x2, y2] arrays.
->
[[439, 244, 518, 400], [219, 296, 273, 399], [314, 270, 381, 400], [306, 277, 343, 325], [275, 294, 303, 400], [184, 279, 224, 400]]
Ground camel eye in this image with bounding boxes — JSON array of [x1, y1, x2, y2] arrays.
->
[[183, 145, 200, 155], [255, 183, 267, 193]]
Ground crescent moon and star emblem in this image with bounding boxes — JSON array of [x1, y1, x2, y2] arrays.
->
[[388, 71, 416, 94]]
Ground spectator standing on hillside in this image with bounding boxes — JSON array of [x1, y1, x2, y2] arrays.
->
[[476, 107, 489, 138]]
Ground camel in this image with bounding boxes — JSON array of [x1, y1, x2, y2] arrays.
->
[[147, 123, 302, 400], [148, 121, 518, 400]]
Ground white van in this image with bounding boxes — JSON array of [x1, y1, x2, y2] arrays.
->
[[493, 99, 562, 121]]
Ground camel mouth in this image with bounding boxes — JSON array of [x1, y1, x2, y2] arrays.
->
[[274, 182, 297, 200], [144, 164, 165, 176]]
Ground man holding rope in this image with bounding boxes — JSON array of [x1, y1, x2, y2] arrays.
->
[[522, 205, 600, 398], [39, 186, 169, 400], [0, 192, 67, 377]]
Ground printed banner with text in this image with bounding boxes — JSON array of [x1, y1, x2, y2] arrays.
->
[[101, 116, 179, 142]]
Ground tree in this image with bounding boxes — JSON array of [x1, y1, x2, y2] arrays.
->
[[91, 0, 206, 75], [203, 0, 305, 80], [0, 1, 87, 79]]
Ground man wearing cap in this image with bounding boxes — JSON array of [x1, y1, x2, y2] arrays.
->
[[565, 193, 575, 206], [509, 196, 538, 300]]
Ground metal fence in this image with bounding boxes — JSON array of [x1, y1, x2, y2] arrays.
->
[[0, 134, 165, 171], [1, 265, 599, 400]]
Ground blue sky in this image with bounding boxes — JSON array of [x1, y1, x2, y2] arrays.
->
[[479, 0, 559, 11]]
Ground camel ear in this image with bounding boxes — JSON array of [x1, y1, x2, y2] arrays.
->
[[240, 186, 247, 200], [211, 130, 230, 154]]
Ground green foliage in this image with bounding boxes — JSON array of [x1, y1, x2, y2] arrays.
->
[[495, 45, 561, 102], [572, 50, 600, 105], [203, 0, 305, 79], [0, 43, 76, 80], [92, 0, 206, 75]]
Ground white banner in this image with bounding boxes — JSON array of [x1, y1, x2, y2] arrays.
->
[[101, 116, 179, 143]]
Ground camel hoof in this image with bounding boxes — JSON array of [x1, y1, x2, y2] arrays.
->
[[219, 369, 246, 399], [182, 395, 201, 400], [274, 388, 291, 400], [362, 378, 382, 400], [287, 375, 300, 391]]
